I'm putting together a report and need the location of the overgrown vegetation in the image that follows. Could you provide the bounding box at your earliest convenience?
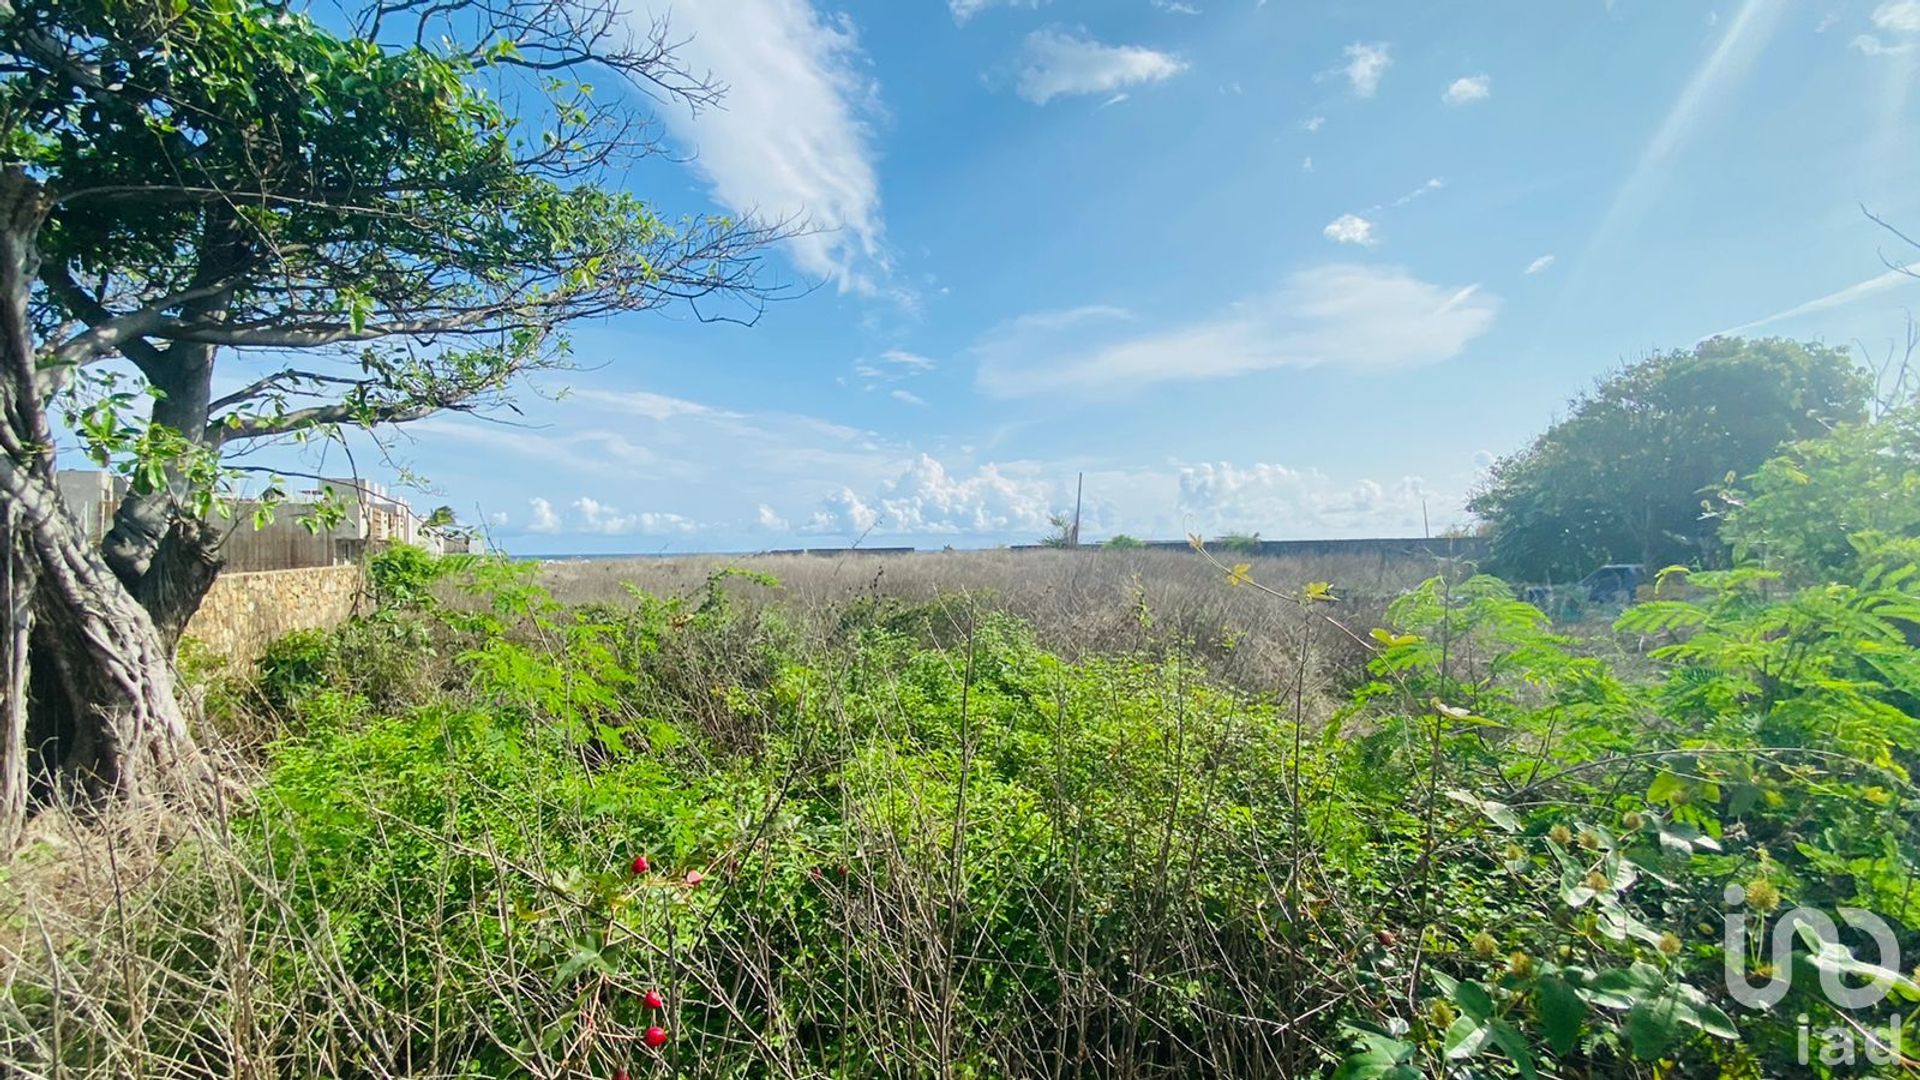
[6,413,1918,1078]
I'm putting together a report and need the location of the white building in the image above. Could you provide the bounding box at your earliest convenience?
[50,469,459,571]
[55,469,127,543]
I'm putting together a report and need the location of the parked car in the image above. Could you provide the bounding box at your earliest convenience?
[1577,563,1645,605]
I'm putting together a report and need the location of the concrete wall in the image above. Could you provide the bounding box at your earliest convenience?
[182,564,366,666]
[1008,536,1492,561]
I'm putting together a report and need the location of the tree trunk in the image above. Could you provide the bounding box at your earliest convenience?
[0,168,210,841]
[1,501,31,851]
[20,506,206,807]
[127,517,225,653]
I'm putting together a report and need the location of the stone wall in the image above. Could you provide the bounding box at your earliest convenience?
[182,564,366,666]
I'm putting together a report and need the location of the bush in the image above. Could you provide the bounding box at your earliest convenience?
[367,542,453,607]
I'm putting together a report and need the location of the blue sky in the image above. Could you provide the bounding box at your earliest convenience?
[277,0,1920,553]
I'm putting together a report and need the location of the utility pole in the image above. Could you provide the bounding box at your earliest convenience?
[1071,472,1084,549]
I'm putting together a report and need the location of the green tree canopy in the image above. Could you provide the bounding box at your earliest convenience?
[1720,402,1920,580]
[1468,337,1870,582]
[0,0,781,840]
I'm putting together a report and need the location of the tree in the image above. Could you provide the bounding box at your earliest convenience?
[1468,338,1870,582]
[0,0,781,844]
[1040,511,1075,548]
[1720,402,1920,581]
[1214,531,1262,555]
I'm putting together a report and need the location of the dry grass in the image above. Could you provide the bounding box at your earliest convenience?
[535,547,1449,695]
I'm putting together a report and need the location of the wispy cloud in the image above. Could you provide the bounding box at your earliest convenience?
[889,389,928,406]
[1150,0,1201,12]
[878,349,937,371]
[570,388,743,421]
[949,0,1046,25]
[1874,0,1920,31]
[1712,262,1920,337]
[972,264,1498,398]
[1013,28,1188,105]
[851,348,937,392]
[1301,115,1326,133]
[1373,177,1445,211]
[1339,42,1392,98]
[1323,214,1377,245]
[1525,254,1557,275]
[1853,33,1918,55]
[1442,74,1491,105]
[634,0,888,293]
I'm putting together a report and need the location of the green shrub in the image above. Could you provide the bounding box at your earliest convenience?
[367,542,452,607]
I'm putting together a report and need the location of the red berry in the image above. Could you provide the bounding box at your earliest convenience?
[643,989,665,1010]
[684,869,704,887]
[630,855,650,875]
[643,1025,669,1048]
[613,1070,630,1080]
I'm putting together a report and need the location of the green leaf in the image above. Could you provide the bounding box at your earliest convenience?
[1485,1018,1541,1080]
[1332,1034,1419,1080]
[1443,1014,1490,1060]
[1624,997,1680,1059]
[1535,974,1584,1056]
[1444,788,1521,831]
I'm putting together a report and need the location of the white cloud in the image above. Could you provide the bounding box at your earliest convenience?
[1442,74,1491,105]
[890,389,928,406]
[1014,28,1188,105]
[1525,254,1557,275]
[635,0,887,292]
[1852,33,1918,54]
[803,454,1056,536]
[571,388,742,421]
[1341,42,1392,98]
[528,497,560,534]
[1323,213,1377,245]
[417,419,662,479]
[571,497,702,536]
[1150,0,1201,12]
[1711,261,1920,337]
[1301,115,1326,133]
[852,348,937,392]
[756,504,790,531]
[1873,0,1920,32]
[1177,463,1444,536]
[1301,156,1314,172]
[878,349,937,370]
[973,263,1499,398]
[950,0,1045,24]
[1375,177,1444,211]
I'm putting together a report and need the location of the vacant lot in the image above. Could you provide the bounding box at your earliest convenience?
[536,546,1453,694]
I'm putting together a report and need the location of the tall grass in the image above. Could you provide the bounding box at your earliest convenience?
[534,548,1441,695]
